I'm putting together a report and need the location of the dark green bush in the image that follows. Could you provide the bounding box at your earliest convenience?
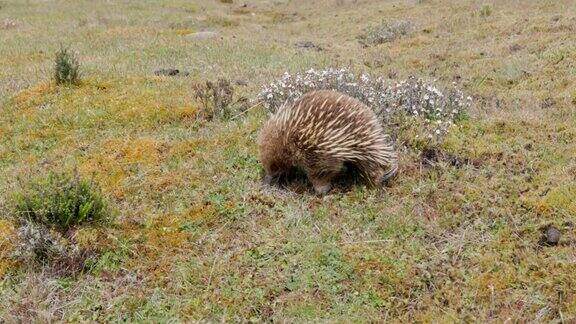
[54,47,80,85]
[14,172,108,230]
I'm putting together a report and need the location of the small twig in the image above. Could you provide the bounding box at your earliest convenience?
[206,252,218,289]
[339,239,394,245]
[230,101,262,120]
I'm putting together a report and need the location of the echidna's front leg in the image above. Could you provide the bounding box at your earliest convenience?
[360,162,397,186]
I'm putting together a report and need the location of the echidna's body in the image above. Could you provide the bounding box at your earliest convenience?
[259,90,398,194]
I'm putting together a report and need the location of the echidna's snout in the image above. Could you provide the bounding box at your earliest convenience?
[263,174,274,185]
[313,183,332,195]
[379,161,399,185]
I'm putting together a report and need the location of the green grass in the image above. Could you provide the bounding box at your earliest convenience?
[0,0,575,321]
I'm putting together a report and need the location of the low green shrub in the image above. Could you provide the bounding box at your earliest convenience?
[14,171,108,230]
[54,46,81,85]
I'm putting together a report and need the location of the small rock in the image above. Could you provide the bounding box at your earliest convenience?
[154,68,190,77]
[185,31,221,40]
[540,225,561,246]
[509,44,523,52]
[155,68,179,76]
[540,97,556,109]
[295,41,323,51]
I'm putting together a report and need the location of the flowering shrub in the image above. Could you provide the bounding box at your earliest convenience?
[384,77,472,138]
[259,68,472,140]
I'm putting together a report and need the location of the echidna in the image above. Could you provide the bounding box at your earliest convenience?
[258,90,398,194]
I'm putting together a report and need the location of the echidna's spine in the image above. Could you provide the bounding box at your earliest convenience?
[259,90,398,191]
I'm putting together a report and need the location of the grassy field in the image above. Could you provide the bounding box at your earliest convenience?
[1,0,575,321]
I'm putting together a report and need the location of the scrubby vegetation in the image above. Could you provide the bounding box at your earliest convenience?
[54,47,81,85]
[8,171,112,276]
[358,20,414,46]
[0,0,574,322]
[14,171,108,230]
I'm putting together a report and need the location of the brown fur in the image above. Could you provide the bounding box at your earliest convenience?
[259,90,398,194]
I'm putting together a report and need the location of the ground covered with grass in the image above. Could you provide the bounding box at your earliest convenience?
[0,0,575,321]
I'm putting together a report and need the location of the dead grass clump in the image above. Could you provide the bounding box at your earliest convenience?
[193,79,248,120]
[206,15,239,28]
[13,222,97,276]
[261,10,300,24]
[358,20,414,46]
[54,47,81,86]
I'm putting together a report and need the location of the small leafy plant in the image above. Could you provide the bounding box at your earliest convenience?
[479,5,492,17]
[54,47,81,85]
[14,171,108,230]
